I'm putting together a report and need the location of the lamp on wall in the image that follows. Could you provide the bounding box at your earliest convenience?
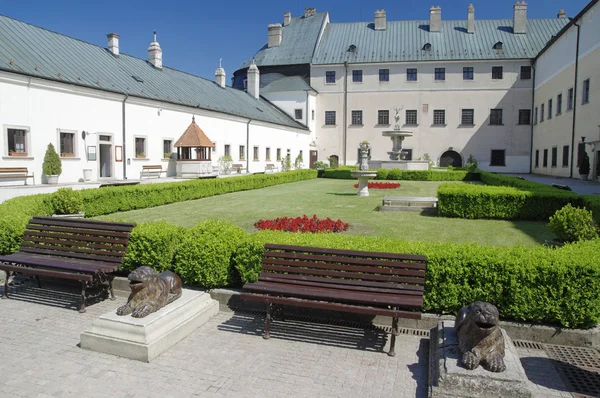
[81,131,87,140]
[582,136,586,142]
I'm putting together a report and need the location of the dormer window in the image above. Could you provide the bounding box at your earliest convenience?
[423,43,432,51]
[493,41,503,50]
[348,45,357,53]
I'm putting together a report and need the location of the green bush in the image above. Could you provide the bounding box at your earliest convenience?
[387,168,402,180]
[232,231,600,328]
[173,220,248,288]
[376,168,389,180]
[42,143,62,175]
[579,152,590,175]
[122,222,185,272]
[51,188,83,215]
[548,204,598,243]
[0,194,54,254]
[321,166,358,179]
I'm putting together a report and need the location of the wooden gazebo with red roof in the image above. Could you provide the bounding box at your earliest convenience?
[174,117,215,177]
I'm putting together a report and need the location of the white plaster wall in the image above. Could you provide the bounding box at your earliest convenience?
[248,121,311,172]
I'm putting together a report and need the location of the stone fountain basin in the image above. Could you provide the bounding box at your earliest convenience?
[382,130,413,138]
[351,170,377,178]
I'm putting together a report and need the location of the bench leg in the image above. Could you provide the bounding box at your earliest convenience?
[388,317,399,357]
[35,275,42,288]
[79,281,87,313]
[263,302,272,340]
[108,274,116,300]
[2,271,9,299]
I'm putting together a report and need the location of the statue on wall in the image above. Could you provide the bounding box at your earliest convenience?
[116,266,183,318]
[455,301,506,372]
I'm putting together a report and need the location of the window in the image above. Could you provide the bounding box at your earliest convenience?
[266,147,271,161]
[463,67,474,80]
[276,148,281,161]
[567,88,574,110]
[352,70,362,83]
[548,99,553,119]
[406,110,418,125]
[490,150,505,166]
[490,109,503,125]
[551,147,557,167]
[351,110,363,125]
[433,110,445,125]
[493,41,503,50]
[543,149,548,167]
[59,132,75,156]
[163,139,172,158]
[557,93,562,115]
[407,68,417,81]
[379,69,389,82]
[224,144,231,157]
[239,145,245,160]
[378,110,389,125]
[294,109,303,120]
[7,128,27,155]
[540,104,545,122]
[562,145,569,167]
[518,109,531,125]
[135,137,146,158]
[492,66,503,80]
[535,150,539,168]
[253,146,259,161]
[461,109,474,125]
[520,66,532,80]
[325,111,336,125]
[582,79,590,104]
[325,71,336,84]
[534,107,538,124]
[434,68,445,81]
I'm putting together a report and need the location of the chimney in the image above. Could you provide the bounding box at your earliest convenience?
[430,6,442,32]
[557,9,566,19]
[467,4,475,34]
[148,31,163,69]
[268,24,283,47]
[247,63,260,99]
[304,8,316,18]
[215,61,226,88]
[513,1,527,34]
[107,33,120,56]
[374,10,386,31]
[284,12,292,26]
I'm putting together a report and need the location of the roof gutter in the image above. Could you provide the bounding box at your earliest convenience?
[122,94,129,179]
[569,20,581,178]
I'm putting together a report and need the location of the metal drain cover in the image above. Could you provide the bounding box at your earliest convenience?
[544,344,600,397]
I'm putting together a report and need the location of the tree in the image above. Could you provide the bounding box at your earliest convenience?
[579,152,590,175]
[43,143,62,176]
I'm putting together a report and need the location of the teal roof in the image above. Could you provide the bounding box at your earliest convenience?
[241,12,327,68]
[312,19,569,64]
[0,15,307,130]
[261,76,314,93]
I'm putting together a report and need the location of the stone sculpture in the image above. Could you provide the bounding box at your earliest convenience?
[455,301,506,372]
[116,266,183,318]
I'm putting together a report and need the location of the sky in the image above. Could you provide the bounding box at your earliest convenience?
[0,0,591,83]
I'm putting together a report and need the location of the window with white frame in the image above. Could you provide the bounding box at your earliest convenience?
[518,109,531,125]
[351,110,363,125]
[490,109,503,125]
[582,79,590,104]
[266,147,271,161]
[535,150,539,167]
[433,110,445,125]
[534,107,538,124]
[224,144,231,157]
[540,104,545,122]
[562,145,569,167]
[407,68,418,81]
[434,68,445,81]
[556,93,563,115]
[6,127,29,156]
[163,139,172,158]
[352,70,363,83]
[492,66,503,80]
[239,145,246,160]
[405,110,418,125]
[325,71,336,84]
[461,109,474,125]
[253,146,259,161]
[379,69,389,82]
[548,99,553,119]
[520,66,532,80]
[135,137,146,158]
[567,88,574,110]
[551,147,558,167]
[276,148,281,161]
[325,111,336,125]
[463,67,474,80]
[59,131,76,157]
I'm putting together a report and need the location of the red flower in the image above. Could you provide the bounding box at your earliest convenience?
[353,181,400,189]
[254,215,350,233]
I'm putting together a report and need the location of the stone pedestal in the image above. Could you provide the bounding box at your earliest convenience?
[429,320,531,398]
[81,290,219,362]
[350,171,377,197]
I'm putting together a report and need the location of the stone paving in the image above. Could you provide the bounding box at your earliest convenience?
[0,282,585,397]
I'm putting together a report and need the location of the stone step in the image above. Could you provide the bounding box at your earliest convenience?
[380,196,438,213]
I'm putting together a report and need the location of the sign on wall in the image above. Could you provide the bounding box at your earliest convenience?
[115,146,123,162]
[87,145,96,161]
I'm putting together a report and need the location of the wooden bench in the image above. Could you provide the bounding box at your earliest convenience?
[265,164,277,173]
[0,167,35,185]
[241,244,427,356]
[0,217,135,313]
[232,164,246,174]
[552,183,572,191]
[140,165,166,178]
[99,181,140,188]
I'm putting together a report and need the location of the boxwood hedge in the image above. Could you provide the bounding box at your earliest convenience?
[321,167,479,181]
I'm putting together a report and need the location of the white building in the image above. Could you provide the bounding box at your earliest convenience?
[0,18,310,185]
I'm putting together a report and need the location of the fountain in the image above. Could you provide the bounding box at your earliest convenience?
[351,142,377,196]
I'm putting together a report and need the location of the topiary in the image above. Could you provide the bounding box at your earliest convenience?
[122,222,185,273]
[51,188,83,215]
[548,204,598,243]
[42,143,62,176]
[579,152,590,175]
[376,168,389,180]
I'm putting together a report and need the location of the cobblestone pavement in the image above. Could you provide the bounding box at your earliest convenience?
[0,283,583,398]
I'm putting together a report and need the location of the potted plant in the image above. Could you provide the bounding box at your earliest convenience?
[42,143,62,184]
[579,151,590,181]
[163,152,172,159]
[136,152,145,159]
[61,153,75,158]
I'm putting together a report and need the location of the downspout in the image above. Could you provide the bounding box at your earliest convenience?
[122,94,129,179]
[529,63,536,174]
[246,119,252,172]
[343,61,348,165]
[569,20,581,178]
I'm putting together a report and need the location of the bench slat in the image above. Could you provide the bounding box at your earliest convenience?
[26,224,132,239]
[258,272,425,291]
[263,251,427,270]
[21,242,125,258]
[262,258,426,277]
[264,243,427,262]
[0,253,117,273]
[20,247,124,263]
[29,217,135,232]
[261,265,426,284]
[0,263,93,281]
[23,231,129,246]
[21,236,127,253]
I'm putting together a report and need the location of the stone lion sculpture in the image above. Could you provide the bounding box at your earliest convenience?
[455,301,506,373]
[116,266,182,318]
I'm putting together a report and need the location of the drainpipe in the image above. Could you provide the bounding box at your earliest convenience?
[246,119,252,172]
[343,61,348,165]
[529,63,536,174]
[122,94,129,179]
[569,20,581,178]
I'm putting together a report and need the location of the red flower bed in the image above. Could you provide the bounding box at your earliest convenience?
[254,214,349,233]
[353,181,401,189]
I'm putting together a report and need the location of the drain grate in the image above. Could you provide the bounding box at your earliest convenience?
[544,344,600,397]
[545,345,600,369]
[513,340,544,350]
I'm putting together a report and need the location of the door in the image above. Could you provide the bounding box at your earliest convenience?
[99,144,112,178]
[439,150,462,167]
[309,150,318,169]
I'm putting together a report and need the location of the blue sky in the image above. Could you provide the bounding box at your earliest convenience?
[0,0,590,83]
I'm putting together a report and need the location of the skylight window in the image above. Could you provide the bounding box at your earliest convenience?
[423,43,432,51]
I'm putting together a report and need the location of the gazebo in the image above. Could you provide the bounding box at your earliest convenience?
[174,117,215,178]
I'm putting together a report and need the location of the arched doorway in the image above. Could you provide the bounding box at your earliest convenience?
[439,150,462,167]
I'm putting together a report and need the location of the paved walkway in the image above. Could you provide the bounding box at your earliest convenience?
[504,173,600,195]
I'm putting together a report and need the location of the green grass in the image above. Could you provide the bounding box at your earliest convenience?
[96,179,554,247]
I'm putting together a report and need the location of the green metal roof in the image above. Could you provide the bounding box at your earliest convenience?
[312,19,569,64]
[0,15,307,130]
[261,76,314,93]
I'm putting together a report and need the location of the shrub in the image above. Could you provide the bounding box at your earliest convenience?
[321,166,358,179]
[42,143,62,175]
[548,204,598,243]
[353,181,400,189]
[254,215,349,233]
[313,160,329,169]
[579,152,590,175]
[376,168,389,180]
[294,153,303,170]
[466,154,478,172]
[51,188,83,215]
[122,222,185,272]
[0,194,54,254]
[387,168,402,180]
[173,220,248,288]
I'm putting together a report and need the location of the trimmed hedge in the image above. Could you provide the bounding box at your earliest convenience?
[320,166,358,179]
[122,222,185,272]
[321,167,479,181]
[0,194,54,254]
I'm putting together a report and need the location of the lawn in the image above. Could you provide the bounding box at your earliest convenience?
[97,179,554,246]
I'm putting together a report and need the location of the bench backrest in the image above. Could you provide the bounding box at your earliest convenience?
[0,167,28,174]
[260,243,427,297]
[20,217,136,268]
[142,165,163,170]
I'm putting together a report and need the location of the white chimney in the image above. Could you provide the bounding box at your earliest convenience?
[284,12,292,26]
[247,63,260,99]
[215,61,226,88]
[148,31,163,69]
[430,6,442,32]
[374,10,386,31]
[304,8,316,18]
[557,9,566,19]
[107,33,120,56]
[513,1,527,34]
[467,4,475,34]
[268,24,283,47]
